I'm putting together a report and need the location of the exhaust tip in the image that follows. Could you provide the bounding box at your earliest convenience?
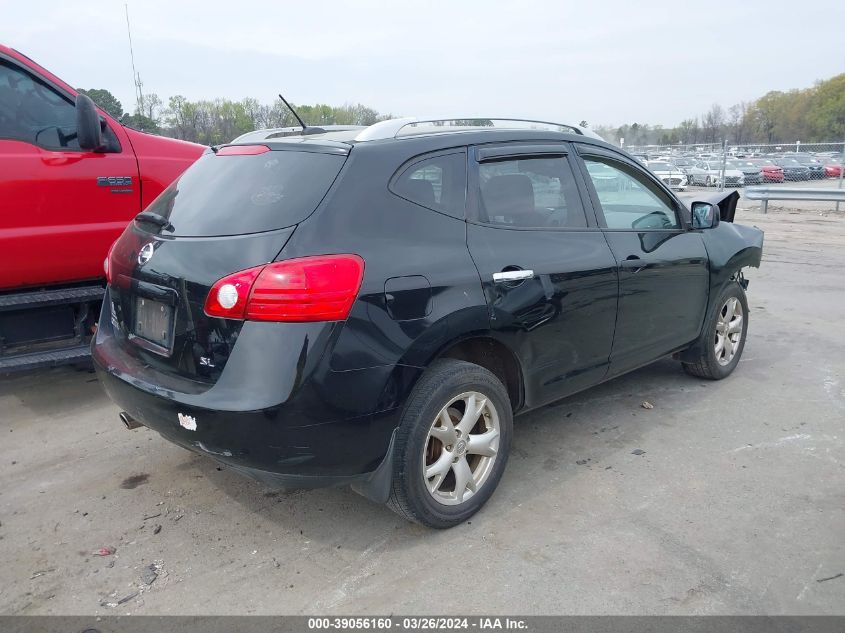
[119,412,143,430]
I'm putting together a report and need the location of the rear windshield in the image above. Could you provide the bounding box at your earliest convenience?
[146,149,346,236]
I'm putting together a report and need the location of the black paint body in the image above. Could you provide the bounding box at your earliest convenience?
[93,129,763,499]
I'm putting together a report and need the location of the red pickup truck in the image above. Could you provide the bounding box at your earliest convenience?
[0,45,205,371]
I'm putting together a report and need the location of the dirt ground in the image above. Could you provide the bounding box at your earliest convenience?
[1,204,843,615]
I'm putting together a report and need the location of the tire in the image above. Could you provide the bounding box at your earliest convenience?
[705,176,712,187]
[387,359,513,528]
[683,282,749,380]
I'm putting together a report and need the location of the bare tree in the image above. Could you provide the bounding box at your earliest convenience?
[143,93,163,123]
[702,104,725,143]
[728,102,753,145]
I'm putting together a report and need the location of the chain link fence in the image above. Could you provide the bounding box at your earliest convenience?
[616,140,845,210]
[608,141,845,211]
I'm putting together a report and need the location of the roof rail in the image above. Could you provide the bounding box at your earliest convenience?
[352,117,419,142]
[353,117,604,142]
[231,124,364,144]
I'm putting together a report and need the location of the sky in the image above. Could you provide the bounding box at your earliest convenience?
[2,0,843,128]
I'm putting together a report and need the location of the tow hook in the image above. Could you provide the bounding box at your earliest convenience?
[119,412,143,430]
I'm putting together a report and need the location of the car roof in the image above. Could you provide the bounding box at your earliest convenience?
[227,117,610,154]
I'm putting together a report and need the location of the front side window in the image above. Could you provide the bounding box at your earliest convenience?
[582,156,680,230]
[391,152,466,218]
[477,156,586,228]
[0,60,80,149]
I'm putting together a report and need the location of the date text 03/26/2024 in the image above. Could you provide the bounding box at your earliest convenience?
[307,617,529,630]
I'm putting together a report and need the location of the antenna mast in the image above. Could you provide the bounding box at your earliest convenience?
[125,4,144,116]
[278,93,307,130]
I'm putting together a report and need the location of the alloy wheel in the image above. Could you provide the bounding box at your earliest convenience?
[422,391,501,506]
[715,296,743,366]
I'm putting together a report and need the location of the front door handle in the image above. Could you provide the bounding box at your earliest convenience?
[621,255,645,274]
[493,269,534,283]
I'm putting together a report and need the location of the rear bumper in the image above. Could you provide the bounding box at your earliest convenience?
[92,307,406,491]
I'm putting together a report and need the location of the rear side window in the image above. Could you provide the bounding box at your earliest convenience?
[147,150,346,236]
[477,156,587,228]
[391,152,466,218]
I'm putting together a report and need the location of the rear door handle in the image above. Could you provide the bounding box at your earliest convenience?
[493,269,534,283]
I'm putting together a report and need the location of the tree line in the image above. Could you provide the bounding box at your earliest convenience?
[81,71,843,147]
[592,73,844,147]
[78,90,389,146]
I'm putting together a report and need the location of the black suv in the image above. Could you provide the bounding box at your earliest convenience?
[93,118,763,528]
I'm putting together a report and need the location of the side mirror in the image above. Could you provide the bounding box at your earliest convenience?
[76,93,104,151]
[691,201,720,229]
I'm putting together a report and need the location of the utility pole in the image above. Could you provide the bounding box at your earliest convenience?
[125,4,144,116]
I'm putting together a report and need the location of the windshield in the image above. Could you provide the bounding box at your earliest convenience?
[647,162,672,170]
[144,149,346,237]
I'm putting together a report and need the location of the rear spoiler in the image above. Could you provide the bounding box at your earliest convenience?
[677,190,740,223]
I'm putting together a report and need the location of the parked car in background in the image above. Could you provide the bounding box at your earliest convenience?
[687,161,745,187]
[747,159,785,183]
[669,157,697,175]
[823,159,843,178]
[773,158,811,181]
[727,160,763,185]
[92,117,763,528]
[784,153,826,179]
[646,161,687,190]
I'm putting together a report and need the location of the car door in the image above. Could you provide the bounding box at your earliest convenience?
[574,145,709,377]
[466,143,619,408]
[0,55,140,289]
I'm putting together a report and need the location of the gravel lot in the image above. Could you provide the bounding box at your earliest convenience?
[1,204,843,616]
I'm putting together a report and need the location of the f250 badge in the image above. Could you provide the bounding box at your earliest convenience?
[97,176,133,186]
[177,412,197,431]
[97,176,133,194]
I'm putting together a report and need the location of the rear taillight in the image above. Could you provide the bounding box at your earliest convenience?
[203,267,264,319]
[204,254,365,322]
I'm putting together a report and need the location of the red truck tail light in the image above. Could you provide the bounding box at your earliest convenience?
[204,255,365,322]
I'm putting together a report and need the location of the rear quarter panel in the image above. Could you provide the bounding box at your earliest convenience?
[282,142,490,405]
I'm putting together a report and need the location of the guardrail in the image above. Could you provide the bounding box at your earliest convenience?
[744,186,845,214]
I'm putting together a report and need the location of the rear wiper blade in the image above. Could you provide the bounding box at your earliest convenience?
[135,211,172,230]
